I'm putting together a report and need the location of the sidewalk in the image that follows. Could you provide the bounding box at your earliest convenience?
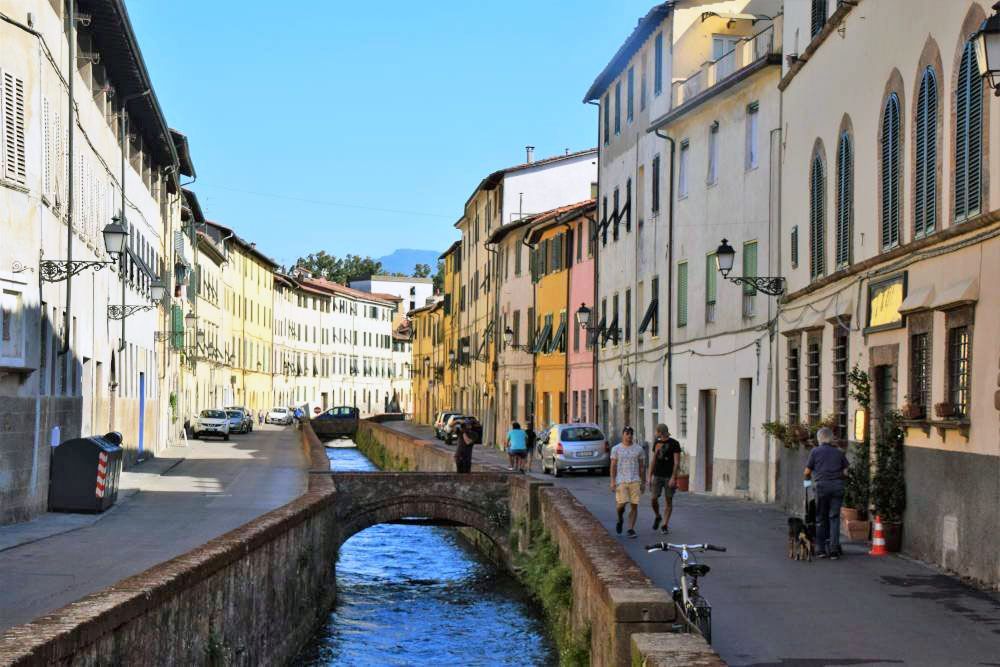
[0,425,306,631]
[385,420,1000,667]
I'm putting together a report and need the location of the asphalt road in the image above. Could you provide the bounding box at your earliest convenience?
[389,421,1000,667]
[0,424,306,632]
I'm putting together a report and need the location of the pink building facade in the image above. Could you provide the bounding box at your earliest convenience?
[567,204,596,423]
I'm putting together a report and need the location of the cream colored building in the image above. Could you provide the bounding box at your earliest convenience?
[778,0,1000,586]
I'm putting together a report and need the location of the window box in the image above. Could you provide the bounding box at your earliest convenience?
[934,401,956,419]
[931,418,970,440]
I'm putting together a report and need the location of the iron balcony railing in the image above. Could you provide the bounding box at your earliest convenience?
[671,22,780,108]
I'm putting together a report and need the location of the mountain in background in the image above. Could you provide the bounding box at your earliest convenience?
[377,248,441,275]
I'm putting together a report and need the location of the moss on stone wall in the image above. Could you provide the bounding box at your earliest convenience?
[514,522,591,666]
[354,429,412,471]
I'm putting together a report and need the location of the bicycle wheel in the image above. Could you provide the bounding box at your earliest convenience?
[688,596,712,645]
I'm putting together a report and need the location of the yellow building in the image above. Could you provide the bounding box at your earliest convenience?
[211,223,277,412]
[410,303,436,424]
[439,241,461,415]
[527,208,573,427]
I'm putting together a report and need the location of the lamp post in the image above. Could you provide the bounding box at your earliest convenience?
[575,303,621,342]
[107,278,166,320]
[714,238,786,296]
[503,326,533,353]
[14,221,128,281]
[974,2,1000,95]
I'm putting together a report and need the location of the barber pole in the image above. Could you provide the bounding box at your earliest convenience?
[96,451,108,498]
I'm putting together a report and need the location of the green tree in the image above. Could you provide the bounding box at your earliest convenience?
[413,263,431,278]
[293,252,383,284]
[432,260,445,293]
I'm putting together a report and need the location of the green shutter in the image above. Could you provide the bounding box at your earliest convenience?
[810,154,826,278]
[881,94,900,249]
[742,242,757,295]
[170,305,184,350]
[705,254,717,304]
[677,262,688,327]
[955,42,983,221]
[836,132,852,266]
[915,67,937,237]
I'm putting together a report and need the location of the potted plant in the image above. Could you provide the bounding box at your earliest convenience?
[871,410,905,552]
[675,451,690,492]
[842,441,871,540]
[934,402,956,419]
[900,396,925,420]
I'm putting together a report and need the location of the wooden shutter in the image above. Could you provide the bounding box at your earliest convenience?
[742,242,758,295]
[880,94,900,249]
[42,98,51,197]
[677,263,688,327]
[810,0,827,37]
[3,72,26,184]
[809,154,826,278]
[914,68,937,237]
[836,132,852,266]
[625,179,632,231]
[955,42,983,221]
[612,188,620,240]
[791,225,799,268]
[705,254,717,304]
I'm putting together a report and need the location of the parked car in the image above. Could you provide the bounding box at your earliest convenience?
[194,409,230,440]
[225,410,247,434]
[539,423,610,477]
[266,406,293,425]
[441,414,468,444]
[311,406,360,441]
[225,406,253,433]
[434,411,460,439]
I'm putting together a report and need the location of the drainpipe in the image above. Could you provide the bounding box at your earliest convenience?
[587,99,601,426]
[653,129,676,409]
[62,0,75,359]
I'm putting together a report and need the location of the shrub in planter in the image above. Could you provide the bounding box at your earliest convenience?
[872,411,905,551]
[900,399,925,420]
[843,441,870,517]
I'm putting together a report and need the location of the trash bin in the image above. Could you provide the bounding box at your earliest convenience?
[48,432,124,513]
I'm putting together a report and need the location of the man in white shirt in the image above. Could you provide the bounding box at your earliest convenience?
[610,426,647,539]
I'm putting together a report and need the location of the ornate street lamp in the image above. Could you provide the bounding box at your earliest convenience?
[107,278,167,319]
[575,304,592,331]
[575,302,621,341]
[503,326,533,353]
[15,221,129,282]
[714,238,786,296]
[973,2,1000,95]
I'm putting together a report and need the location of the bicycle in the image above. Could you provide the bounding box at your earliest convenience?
[645,542,726,644]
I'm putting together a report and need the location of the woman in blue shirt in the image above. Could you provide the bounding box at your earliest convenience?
[506,422,528,474]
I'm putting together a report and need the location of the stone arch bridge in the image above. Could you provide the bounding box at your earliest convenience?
[329,472,514,557]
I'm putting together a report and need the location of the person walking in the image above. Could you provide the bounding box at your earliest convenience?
[804,426,849,559]
[454,419,480,474]
[648,423,681,534]
[609,426,646,539]
[525,418,537,473]
[506,422,529,473]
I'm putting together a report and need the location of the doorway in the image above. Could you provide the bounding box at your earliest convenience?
[736,378,752,491]
[698,389,717,492]
[138,372,146,454]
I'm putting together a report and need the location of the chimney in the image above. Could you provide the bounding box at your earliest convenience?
[525,146,535,163]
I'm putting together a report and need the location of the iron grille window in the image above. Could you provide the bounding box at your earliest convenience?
[947,326,970,418]
[810,0,827,37]
[909,332,930,412]
[955,41,983,222]
[881,93,901,249]
[677,384,688,437]
[807,341,821,423]
[787,341,800,423]
[914,67,938,238]
[832,331,849,438]
[809,153,826,279]
[835,132,853,266]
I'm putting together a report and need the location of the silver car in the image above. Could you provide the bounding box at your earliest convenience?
[539,423,610,476]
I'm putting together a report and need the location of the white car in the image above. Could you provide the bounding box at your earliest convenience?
[266,407,293,425]
[194,409,231,440]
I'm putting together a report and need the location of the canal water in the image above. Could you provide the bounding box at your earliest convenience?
[294,445,557,666]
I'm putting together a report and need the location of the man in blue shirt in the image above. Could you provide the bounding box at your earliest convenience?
[506,422,528,474]
[804,427,850,559]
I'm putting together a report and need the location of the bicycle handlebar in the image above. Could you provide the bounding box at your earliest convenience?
[645,542,727,553]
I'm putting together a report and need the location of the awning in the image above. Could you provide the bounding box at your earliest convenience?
[932,278,978,310]
[898,285,935,314]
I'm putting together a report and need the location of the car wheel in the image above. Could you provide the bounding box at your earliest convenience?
[194,431,201,439]
[552,463,562,478]
[223,433,230,441]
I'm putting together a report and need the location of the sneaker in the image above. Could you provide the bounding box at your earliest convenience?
[627,529,637,539]
[661,526,670,535]
[830,552,840,561]
[616,520,623,535]
[652,514,662,531]
[816,551,828,559]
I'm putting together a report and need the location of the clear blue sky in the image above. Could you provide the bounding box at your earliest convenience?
[128,1,652,268]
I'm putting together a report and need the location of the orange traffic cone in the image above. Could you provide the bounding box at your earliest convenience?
[869,515,888,556]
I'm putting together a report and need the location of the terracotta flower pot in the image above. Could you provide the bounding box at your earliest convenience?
[841,507,860,521]
[901,404,925,420]
[934,402,956,419]
[842,518,870,542]
[881,521,903,552]
[675,475,690,492]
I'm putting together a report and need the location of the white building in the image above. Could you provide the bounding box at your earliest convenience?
[0,0,186,523]
[350,275,434,313]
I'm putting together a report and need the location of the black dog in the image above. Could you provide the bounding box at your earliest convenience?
[787,517,814,561]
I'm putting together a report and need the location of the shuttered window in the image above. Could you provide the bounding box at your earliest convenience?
[742,241,757,295]
[790,225,799,268]
[625,178,632,231]
[613,188,620,241]
[651,155,661,213]
[627,66,634,122]
[2,71,26,185]
[809,153,826,279]
[654,33,663,96]
[954,41,983,222]
[880,93,901,249]
[835,132,852,267]
[614,80,622,135]
[810,0,827,37]
[705,254,717,323]
[677,262,688,328]
[914,67,937,238]
[603,93,610,145]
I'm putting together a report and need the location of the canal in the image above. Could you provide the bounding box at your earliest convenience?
[294,445,558,666]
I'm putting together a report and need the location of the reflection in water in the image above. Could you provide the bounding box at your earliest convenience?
[295,446,556,667]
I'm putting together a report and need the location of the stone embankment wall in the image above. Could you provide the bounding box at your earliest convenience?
[0,425,338,666]
[357,420,726,666]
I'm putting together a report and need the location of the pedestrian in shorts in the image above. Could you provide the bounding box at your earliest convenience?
[610,426,647,539]
[648,423,682,534]
[506,422,528,473]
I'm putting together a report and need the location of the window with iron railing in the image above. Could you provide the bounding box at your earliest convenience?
[787,340,800,423]
[833,330,849,438]
[947,326,970,418]
[807,339,821,424]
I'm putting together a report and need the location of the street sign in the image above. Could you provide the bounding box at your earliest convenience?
[314,406,321,415]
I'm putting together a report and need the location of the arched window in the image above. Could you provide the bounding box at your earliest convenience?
[955,41,983,221]
[835,131,852,267]
[880,93,901,249]
[809,152,826,279]
[914,67,937,237]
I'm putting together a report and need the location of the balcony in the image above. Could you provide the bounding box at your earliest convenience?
[671,22,781,110]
